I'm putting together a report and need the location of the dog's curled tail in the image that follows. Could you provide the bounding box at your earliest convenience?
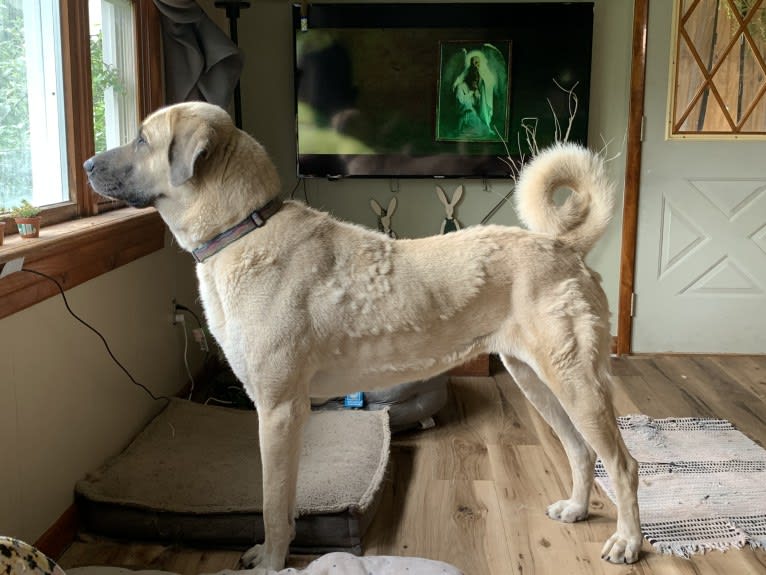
[514,143,614,255]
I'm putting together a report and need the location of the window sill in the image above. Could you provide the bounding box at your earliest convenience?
[0,208,166,320]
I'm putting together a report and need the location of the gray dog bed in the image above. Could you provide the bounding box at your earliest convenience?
[311,375,449,432]
[75,399,390,554]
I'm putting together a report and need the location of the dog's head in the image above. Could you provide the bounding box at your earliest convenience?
[84,101,281,250]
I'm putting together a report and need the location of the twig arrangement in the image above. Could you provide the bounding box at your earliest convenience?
[498,79,580,183]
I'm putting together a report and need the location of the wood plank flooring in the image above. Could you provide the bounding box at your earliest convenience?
[58,355,766,574]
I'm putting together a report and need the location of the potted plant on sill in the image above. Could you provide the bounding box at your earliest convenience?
[11,200,42,239]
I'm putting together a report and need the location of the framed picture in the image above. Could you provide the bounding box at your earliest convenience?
[435,40,512,143]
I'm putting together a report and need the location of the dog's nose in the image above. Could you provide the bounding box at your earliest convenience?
[83,157,95,173]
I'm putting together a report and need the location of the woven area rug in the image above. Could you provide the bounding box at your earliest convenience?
[595,415,766,558]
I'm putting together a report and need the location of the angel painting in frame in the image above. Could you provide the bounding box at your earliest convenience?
[436,41,511,143]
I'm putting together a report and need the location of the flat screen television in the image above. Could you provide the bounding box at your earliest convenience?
[293,3,594,178]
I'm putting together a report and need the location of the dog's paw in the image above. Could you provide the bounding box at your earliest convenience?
[546,499,588,523]
[600,532,642,564]
[239,543,285,571]
[240,543,266,568]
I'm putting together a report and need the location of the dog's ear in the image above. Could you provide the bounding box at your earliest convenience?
[169,119,212,187]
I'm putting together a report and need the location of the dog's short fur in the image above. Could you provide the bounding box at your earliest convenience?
[85,102,642,570]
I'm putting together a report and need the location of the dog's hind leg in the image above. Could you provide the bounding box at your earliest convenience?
[240,395,310,571]
[522,349,642,564]
[569,378,641,564]
[500,354,596,523]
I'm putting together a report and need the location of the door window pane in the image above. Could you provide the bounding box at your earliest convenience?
[672,0,766,136]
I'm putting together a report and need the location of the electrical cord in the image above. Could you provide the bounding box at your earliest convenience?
[174,303,202,328]
[178,317,196,400]
[288,178,303,200]
[21,268,171,404]
[205,396,234,406]
[175,304,212,367]
[174,303,220,402]
[174,304,206,398]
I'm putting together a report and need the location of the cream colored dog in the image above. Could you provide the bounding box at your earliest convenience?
[84,102,642,570]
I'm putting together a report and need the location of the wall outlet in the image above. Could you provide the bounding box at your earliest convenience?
[0,257,25,279]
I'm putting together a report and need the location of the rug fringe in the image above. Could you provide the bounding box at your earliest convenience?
[652,538,749,559]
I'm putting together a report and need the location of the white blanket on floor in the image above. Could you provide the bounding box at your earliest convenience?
[67,552,464,575]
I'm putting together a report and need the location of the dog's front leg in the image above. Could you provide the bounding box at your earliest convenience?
[240,398,310,571]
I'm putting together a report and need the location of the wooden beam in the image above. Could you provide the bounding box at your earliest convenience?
[135,0,165,117]
[617,0,650,356]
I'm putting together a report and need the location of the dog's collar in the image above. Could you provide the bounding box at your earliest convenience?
[191,199,283,263]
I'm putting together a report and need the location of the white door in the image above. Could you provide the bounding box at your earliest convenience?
[632,0,766,353]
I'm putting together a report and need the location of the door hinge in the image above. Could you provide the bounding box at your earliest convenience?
[640,116,646,142]
[630,292,636,317]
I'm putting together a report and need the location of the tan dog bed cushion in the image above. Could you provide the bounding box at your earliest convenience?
[75,399,390,554]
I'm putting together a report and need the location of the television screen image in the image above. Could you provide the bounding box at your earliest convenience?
[293,3,594,178]
[436,40,512,143]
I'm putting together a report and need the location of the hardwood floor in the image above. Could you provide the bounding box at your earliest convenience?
[58,355,766,574]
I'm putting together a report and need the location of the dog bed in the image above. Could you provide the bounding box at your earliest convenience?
[75,399,390,554]
[311,375,449,432]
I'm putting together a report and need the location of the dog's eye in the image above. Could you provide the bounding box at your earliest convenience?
[137,135,146,145]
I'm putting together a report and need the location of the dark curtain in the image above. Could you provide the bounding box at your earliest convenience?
[152,0,243,108]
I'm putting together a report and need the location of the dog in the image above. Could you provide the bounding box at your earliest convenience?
[84,101,642,569]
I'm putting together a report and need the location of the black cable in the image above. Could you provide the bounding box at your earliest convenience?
[288,178,303,199]
[21,268,170,404]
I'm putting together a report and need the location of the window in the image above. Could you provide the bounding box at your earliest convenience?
[0,0,161,221]
[0,0,162,320]
[0,0,67,210]
[671,0,766,137]
[90,0,138,153]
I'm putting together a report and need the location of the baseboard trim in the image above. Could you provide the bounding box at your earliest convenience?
[34,503,78,560]
[449,353,491,377]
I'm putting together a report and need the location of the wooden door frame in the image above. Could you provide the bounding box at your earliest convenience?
[616,0,650,355]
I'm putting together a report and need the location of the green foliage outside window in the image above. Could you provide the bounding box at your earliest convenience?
[90,29,126,153]
[0,0,126,211]
[0,0,30,210]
